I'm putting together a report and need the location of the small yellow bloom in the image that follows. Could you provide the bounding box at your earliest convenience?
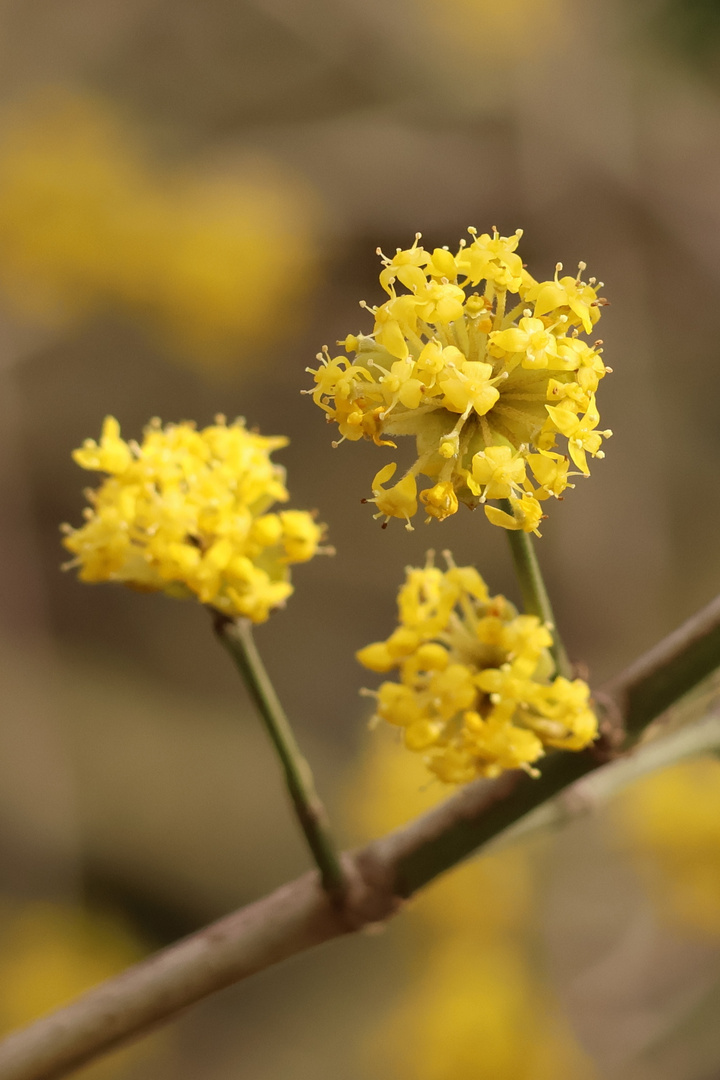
[357,553,597,783]
[525,263,601,334]
[489,315,561,370]
[484,493,544,535]
[420,481,458,522]
[309,228,610,532]
[527,449,572,499]
[468,445,527,502]
[365,463,418,530]
[545,393,612,475]
[63,416,327,622]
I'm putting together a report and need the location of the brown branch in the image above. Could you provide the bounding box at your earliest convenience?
[1,594,720,1080]
[602,593,720,736]
[0,873,349,1080]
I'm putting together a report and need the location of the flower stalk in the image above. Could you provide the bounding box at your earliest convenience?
[500,501,573,680]
[213,613,345,896]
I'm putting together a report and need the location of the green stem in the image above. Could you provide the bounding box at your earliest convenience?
[213,613,345,896]
[499,500,573,679]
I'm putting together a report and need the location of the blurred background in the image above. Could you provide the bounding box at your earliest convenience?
[1,0,720,1076]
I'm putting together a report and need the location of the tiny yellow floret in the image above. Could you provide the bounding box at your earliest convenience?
[309,229,610,532]
[62,416,327,622]
[357,553,597,782]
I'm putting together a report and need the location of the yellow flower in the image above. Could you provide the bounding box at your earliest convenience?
[308,228,610,532]
[357,553,597,783]
[468,445,527,501]
[420,480,459,522]
[62,415,327,622]
[365,463,418,529]
[545,393,610,475]
[489,314,560,369]
[484,492,545,535]
[524,263,602,335]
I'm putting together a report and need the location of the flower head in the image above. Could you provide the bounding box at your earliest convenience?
[357,553,597,783]
[62,416,327,622]
[308,229,611,533]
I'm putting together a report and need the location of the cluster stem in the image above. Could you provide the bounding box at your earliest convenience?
[499,502,573,679]
[213,613,345,896]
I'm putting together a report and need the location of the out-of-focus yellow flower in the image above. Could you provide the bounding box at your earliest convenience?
[62,415,327,622]
[0,901,149,1078]
[357,552,597,783]
[418,0,569,63]
[612,757,720,937]
[344,720,535,936]
[308,229,610,533]
[345,729,597,1080]
[371,937,597,1080]
[0,90,318,365]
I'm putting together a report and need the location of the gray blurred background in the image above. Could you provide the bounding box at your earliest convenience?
[1,1,720,1077]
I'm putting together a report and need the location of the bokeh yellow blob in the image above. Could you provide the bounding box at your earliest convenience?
[417,0,570,60]
[371,938,596,1080]
[612,756,720,936]
[345,728,597,1078]
[0,89,319,367]
[0,901,150,1078]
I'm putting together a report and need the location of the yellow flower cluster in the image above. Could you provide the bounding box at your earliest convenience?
[308,228,611,533]
[63,416,326,622]
[357,555,597,782]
